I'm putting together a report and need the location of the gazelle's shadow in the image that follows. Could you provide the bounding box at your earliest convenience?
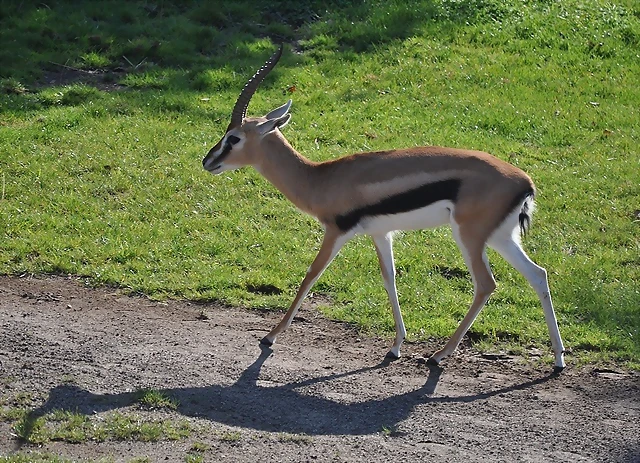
[20,344,557,440]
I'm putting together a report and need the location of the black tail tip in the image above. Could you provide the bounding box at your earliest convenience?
[518,191,535,236]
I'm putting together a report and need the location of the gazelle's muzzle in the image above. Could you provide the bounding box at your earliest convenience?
[202,141,224,172]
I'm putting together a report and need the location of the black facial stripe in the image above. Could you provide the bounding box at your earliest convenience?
[215,141,233,165]
[212,135,242,166]
[335,178,461,232]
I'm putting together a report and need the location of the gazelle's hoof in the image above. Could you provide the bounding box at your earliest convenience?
[260,336,274,347]
[426,356,440,366]
[553,351,566,373]
[385,350,400,360]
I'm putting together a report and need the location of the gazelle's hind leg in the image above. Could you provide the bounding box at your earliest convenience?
[372,233,406,359]
[429,222,496,365]
[488,231,566,371]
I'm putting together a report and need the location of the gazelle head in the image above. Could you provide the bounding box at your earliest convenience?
[203,45,291,174]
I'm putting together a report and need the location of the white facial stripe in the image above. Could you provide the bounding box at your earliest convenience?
[213,133,245,162]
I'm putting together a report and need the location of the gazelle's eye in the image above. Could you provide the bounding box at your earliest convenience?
[227,135,241,146]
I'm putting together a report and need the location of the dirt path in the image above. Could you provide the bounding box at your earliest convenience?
[0,275,638,462]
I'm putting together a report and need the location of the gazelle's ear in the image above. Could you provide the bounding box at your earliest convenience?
[256,113,291,136]
[265,100,292,120]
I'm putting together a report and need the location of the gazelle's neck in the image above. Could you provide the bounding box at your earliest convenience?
[254,132,319,215]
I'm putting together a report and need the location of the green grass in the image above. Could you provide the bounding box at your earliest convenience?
[0,453,84,463]
[0,0,638,367]
[0,454,146,463]
[10,409,193,444]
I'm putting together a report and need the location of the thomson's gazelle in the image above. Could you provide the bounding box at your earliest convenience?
[202,45,566,371]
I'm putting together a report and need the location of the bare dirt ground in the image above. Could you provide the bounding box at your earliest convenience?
[0,275,638,462]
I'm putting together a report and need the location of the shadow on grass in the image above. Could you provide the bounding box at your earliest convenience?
[15,344,562,445]
[1,0,523,131]
[0,0,502,90]
[562,284,640,357]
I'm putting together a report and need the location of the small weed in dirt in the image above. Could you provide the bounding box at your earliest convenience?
[185,441,208,463]
[218,430,242,443]
[134,388,179,410]
[97,412,193,442]
[13,412,48,444]
[0,406,28,422]
[60,374,77,384]
[1,376,16,387]
[47,410,93,443]
[13,410,93,444]
[13,392,34,407]
[381,424,404,437]
[190,441,210,452]
[184,454,204,463]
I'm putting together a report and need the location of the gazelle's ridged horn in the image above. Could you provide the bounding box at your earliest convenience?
[229,44,283,128]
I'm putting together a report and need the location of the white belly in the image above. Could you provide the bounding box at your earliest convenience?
[355,200,453,235]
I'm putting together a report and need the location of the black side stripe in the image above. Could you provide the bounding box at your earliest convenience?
[335,178,461,232]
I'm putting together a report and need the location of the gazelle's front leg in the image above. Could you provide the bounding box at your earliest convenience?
[261,228,350,346]
[372,233,406,359]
